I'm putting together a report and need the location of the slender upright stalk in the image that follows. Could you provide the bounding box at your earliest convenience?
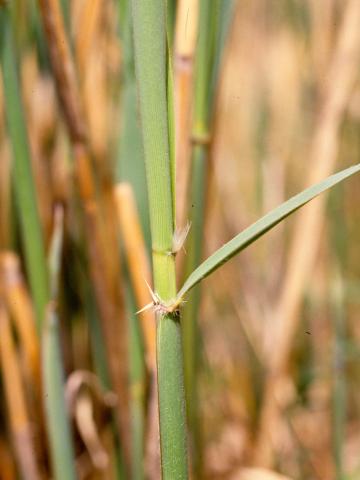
[0,4,49,329]
[174,0,199,229]
[182,1,234,473]
[131,1,188,478]
[0,301,42,480]
[43,307,77,480]
[330,188,348,480]
[331,268,346,480]
[43,207,77,480]
[0,253,41,396]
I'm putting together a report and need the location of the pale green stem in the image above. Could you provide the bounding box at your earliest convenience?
[131,1,188,478]
[0,4,49,330]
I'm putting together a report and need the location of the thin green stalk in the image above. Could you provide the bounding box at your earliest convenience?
[166,0,176,44]
[329,188,348,480]
[126,286,146,480]
[131,1,188,478]
[0,4,49,330]
[43,208,76,480]
[182,2,234,474]
[42,308,77,480]
[331,268,346,480]
[182,145,206,476]
[117,0,151,249]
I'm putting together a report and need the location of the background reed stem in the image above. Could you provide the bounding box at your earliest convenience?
[0,4,49,329]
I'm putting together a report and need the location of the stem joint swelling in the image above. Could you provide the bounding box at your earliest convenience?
[137,280,184,317]
[152,221,191,258]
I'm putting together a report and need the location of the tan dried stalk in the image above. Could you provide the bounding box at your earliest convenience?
[254,0,360,466]
[0,253,41,401]
[0,141,11,248]
[174,0,199,229]
[74,0,102,77]
[0,300,42,480]
[115,183,156,368]
[114,183,161,478]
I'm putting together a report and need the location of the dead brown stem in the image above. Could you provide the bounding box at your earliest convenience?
[0,300,43,480]
[0,252,41,401]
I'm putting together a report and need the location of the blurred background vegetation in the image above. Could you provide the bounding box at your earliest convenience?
[1,0,360,479]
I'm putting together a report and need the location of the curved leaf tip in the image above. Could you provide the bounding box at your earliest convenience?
[177,163,360,300]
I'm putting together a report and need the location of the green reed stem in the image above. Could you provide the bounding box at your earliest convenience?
[42,308,77,480]
[182,1,234,474]
[131,1,188,478]
[43,208,76,480]
[126,286,146,480]
[0,4,49,330]
[329,188,348,480]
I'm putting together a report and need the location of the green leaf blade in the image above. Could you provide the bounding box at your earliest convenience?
[178,164,360,299]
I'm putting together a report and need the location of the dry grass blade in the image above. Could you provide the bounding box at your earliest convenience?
[65,370,117,472]
[0,301,42,480]
[0,253,41,402]
[75,392,109,471]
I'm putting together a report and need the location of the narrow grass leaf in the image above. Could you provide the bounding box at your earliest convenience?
[0,5,49,329]
[42,307,77,480]
[43,207,76,480]
[177,164,360,299]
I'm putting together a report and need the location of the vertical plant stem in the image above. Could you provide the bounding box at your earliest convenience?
[174,0,198,229]
[115,183,156,368]
[331,268,346,480]
[0,253,41,402]
[125,287,146,480]
[181,0,233,473]
[42,307,77,480]
[131,1,188,478]
[0,4,49,329]
[43,207,77,480]
[182,145,206,474]
[330,188,348,480]
[0,301,43,480]
[117,0,151,249]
